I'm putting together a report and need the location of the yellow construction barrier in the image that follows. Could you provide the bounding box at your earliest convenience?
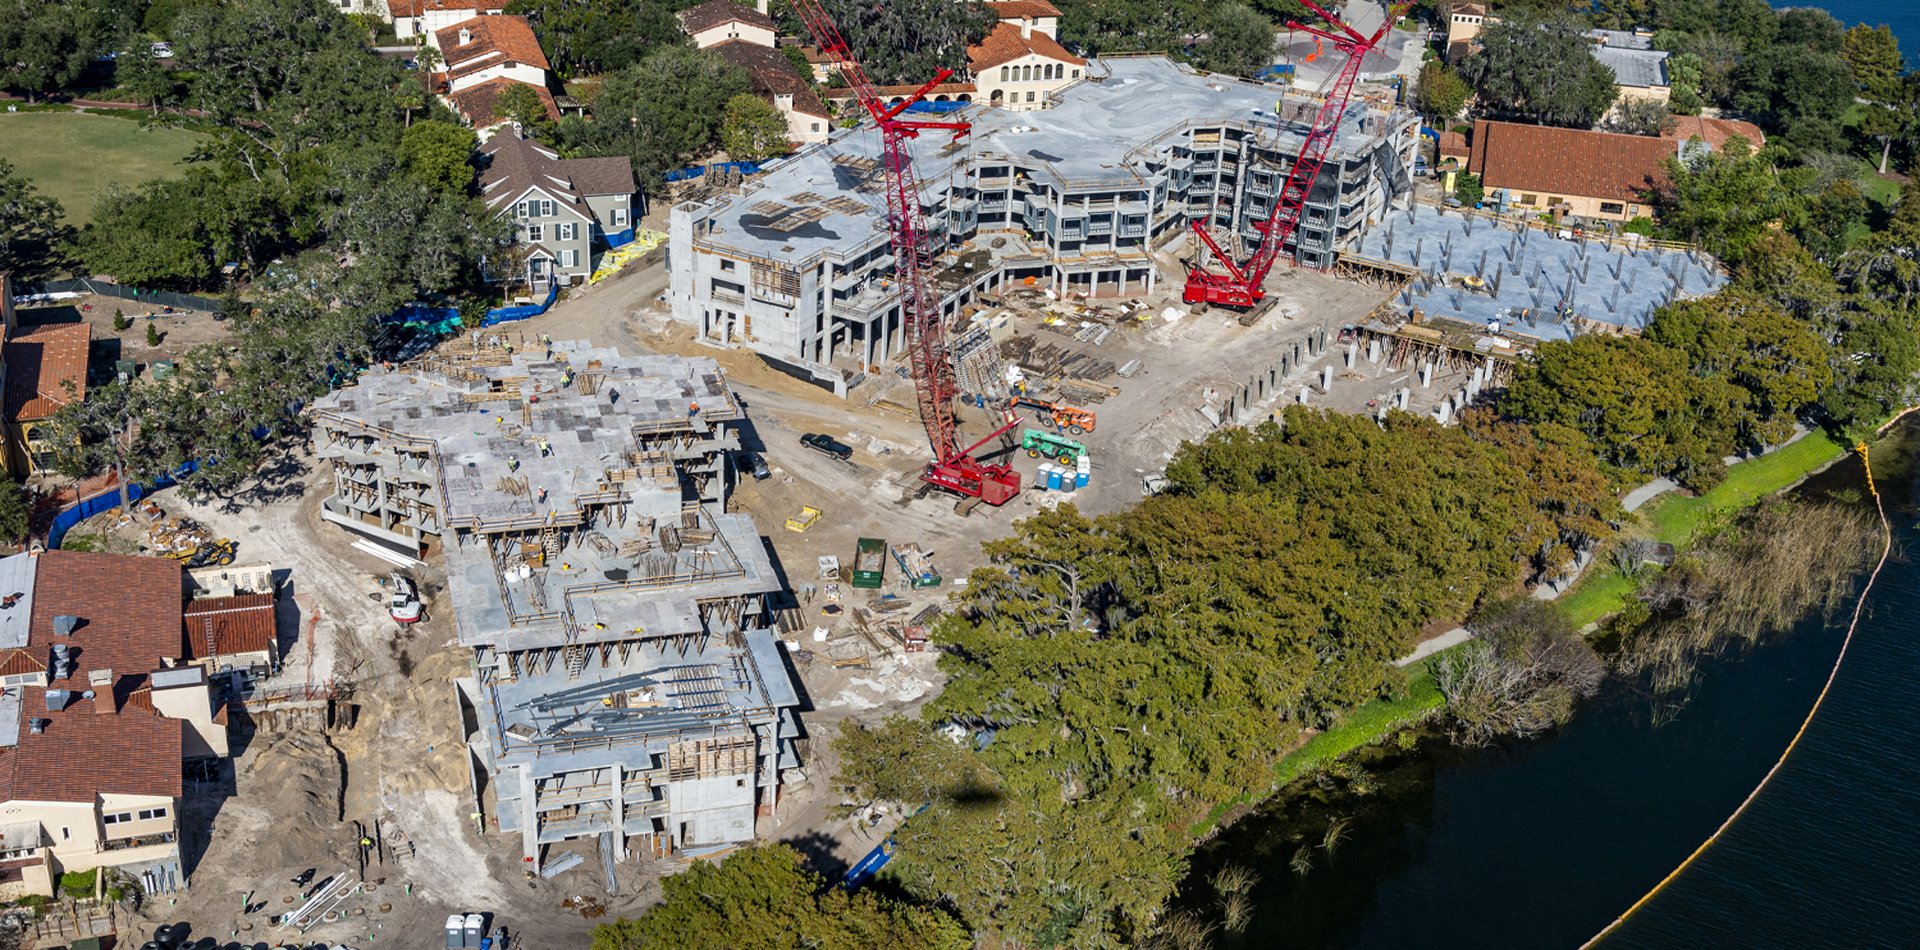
[784,505,822,533]
[588,229,667,284]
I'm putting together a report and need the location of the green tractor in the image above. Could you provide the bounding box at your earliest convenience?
[1021,429,1086,465]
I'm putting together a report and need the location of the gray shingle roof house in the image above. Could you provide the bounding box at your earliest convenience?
[477,131,637,291]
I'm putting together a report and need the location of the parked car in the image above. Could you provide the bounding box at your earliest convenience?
[801,433,853,461]
[740,450,771,480]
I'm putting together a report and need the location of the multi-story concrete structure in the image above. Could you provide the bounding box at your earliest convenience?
[310,342,803,867]
[669,56,1416,393]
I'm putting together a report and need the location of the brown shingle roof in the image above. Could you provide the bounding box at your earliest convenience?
[184,594,276,659]
[446,76,560,128]
[2,688,182,802]
[968,21,1085,73]
[707,40,830,119]
[437,15,550,80]
[475,131,632,215]
[1469,119,1672,205]
[389,0,512,16]
[678,0,776,36]
[3,322,90,423]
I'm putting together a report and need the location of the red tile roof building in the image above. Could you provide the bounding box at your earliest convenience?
[183,593,279,666]
[1469,119,1672,222]
[2,322,89,423]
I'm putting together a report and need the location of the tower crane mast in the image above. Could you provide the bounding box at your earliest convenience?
[1184,0,1410,309]
[789,1,1023,505]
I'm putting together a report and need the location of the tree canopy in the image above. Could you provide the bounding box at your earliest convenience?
[507,0,693,80]
[719,93,791,162]
[1460,12,1619,128]
[0,160,71,282]
[571,46,750,186]
[591,844,968,950]
[823,408,1615,944]
[778,0,996,87]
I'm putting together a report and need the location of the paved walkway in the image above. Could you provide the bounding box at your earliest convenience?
[1395,626,1472,666]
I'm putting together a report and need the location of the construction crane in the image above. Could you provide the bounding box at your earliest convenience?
[1184,0,1411,309]
[789,1,1023,506]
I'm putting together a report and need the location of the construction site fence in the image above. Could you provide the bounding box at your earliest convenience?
[46,462,198,549]
[13,277,223,314]
[384,283,559,334]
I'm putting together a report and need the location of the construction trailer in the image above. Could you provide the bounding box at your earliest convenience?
[311,341,803,866]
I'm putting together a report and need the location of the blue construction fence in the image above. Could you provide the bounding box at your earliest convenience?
[382,283,559,335]
[47,463,197,550]
[663,159,764,183]
[604,227,637,248]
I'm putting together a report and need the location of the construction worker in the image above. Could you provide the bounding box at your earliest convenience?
[688,401,700,418]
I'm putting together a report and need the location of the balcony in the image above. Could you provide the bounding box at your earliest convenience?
[102,831,176,852]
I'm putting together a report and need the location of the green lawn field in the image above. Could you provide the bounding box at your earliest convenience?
[0,111,206,223]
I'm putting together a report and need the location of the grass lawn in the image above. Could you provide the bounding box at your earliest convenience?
[0,111,205,223]
[1191,657,1447,836]
[1555,431,1850,626]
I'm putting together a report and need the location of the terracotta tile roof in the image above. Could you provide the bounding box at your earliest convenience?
[1469,119,1672,205]
[184,594,277,659]
[3,322,90,423]
[968,21,1085,73]
[707,40,830,119]
[678,0,776,36]
[1661,115,1764,152]
[446,76,560,128]
[437,15,550,80]
[0,550,189,804]
[989,1,1062,18]
[389,0,512,16]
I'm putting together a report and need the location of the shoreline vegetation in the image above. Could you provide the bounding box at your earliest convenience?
[1189,424,1874,847]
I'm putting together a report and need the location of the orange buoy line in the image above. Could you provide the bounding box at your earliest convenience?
[1579,413,1916,948]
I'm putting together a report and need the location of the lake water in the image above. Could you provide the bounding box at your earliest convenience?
[1183,422,1920,946]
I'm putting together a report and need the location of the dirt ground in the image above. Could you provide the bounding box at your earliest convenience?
[15,293,229,383]
[51,242,1427,946]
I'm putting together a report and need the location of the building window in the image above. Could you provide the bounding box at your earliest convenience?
[557,223,576,241]
[104,812,130,825]
[1026,91,1036,102]
[1000,66,1009,81]
[515,201,529,220]
[138,807,168,821]
[560,249,578,268]
[1022,65,1032,81]
[527,224,543,242]
[1519,194,1537,206]
[1071,69,1080,78]
[720,259,736,272]
[1599,201,1625,215]
[613,208,628,226]
[811,122,821,132]
[539,199,555,217]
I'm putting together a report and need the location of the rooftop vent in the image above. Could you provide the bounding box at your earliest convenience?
[52,615,79,636]
[44,689,70,711]
[87,669,111,687]
[28,718,47,734]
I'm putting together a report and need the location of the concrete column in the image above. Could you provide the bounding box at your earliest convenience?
[1344,343,1356,369]
[1367,338,1381,364]
[1419,362,1433,388]
[1320,364,1333,389]
[612,764,627,861]
[1396,388,1410,410]
[1436,401,1452,425]
[1299,386,1311,404]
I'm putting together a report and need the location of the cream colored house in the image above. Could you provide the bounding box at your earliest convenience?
[678,0,778,50]
[969,1,1085,111]
[0,550,228,898]
[389,0,512,41]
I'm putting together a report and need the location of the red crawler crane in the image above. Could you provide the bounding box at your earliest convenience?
[788,2,1023,505]
[1184,0,1411,309]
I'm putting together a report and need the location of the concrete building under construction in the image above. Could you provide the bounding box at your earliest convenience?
[309,342,803,868]
[668,56,1417,394]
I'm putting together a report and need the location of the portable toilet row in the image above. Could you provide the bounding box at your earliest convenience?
[1036,454,1093,493]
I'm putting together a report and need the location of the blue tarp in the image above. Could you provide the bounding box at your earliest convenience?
[902,100,966,113]
[483,283,558,325]
[382,283,559,332]
[1256,64,1297,80]
[48,462,198,549]
[663,160,764,183]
